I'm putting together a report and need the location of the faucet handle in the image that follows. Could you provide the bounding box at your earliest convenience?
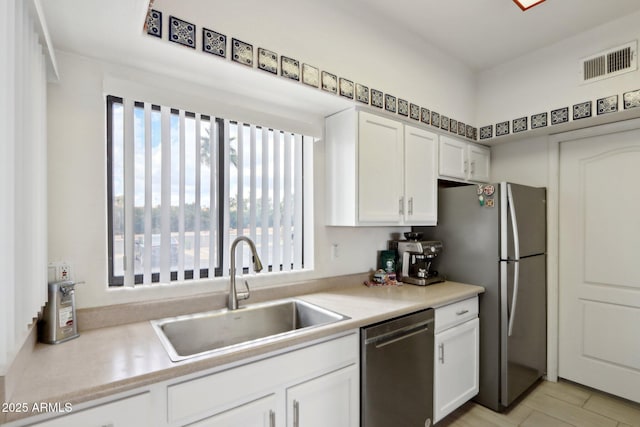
[238,279,251,301]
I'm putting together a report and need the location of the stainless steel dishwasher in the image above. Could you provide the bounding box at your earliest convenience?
[361,308,434,427]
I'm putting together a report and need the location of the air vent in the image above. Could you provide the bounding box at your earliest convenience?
[580,41,637,83]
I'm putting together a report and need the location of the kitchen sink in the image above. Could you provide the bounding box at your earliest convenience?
[151,299,349,362]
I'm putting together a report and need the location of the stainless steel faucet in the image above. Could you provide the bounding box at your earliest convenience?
[228,236,263,310]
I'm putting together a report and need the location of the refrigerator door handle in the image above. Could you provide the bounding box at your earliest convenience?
[507,184,520,337]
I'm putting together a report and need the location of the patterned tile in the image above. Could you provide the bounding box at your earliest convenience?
[232,38,253,67]
[440,115,449,131]
[450,119,458,133]
[431,112,440,128]
[371,89,383,108]
[302,64,319,87]
[281,56,299,81]
[257,48,277,74]
[410,104,420,121]
[573,101,592,120]
[356,83,369,104]
[513,116,528,133]
[624,89,640,109]
[597,95,618,115]
[531,112,547,129]
[146,10,162,38]
[339,78,354,99]
[420,108,430,124]
[472,127,478,141]
[480,125,493,140]
[398,99,409,116]
[551,107,569,125]
[466,124,474,139]
[203,28,226,58]
[458,121,466,136]
[169,16,195,49]
[496,121,510,136]
[321,71,337,94]
[385,94,396,113]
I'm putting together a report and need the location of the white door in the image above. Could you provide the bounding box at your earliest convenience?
[286,365,359,427]
[404,125,438,225]
[358,111,403,223]
[559,126,640,403]
[434,318,479,423]
[439,136,468,180]
[468,144,490,182]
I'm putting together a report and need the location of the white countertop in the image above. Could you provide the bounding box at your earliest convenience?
[3,279,483,424]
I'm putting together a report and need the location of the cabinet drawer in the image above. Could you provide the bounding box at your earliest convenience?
[435,297,478,333]
[167,332,358,424]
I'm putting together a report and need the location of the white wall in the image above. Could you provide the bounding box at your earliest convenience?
[490,137,549,187]
[47,52,407,308]
[476,10,640,127]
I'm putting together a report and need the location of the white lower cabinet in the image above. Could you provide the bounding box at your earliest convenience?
[286,365,358,427]
[433,298,480,423]
[18,332,358,427]
[185,394,276,427]
[28,392,151,427]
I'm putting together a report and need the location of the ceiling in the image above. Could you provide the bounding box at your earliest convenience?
[40,0,640,73]
[349,0,640,70]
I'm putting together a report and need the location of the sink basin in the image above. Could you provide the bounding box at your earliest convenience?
[151,299,349,361]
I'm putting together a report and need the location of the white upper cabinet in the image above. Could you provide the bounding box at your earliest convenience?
[439,135,490,183]
[357,112,405,223]
[404,125,438,225]
[325,109,438,226]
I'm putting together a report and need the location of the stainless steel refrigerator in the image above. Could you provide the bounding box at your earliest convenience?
[416,182,546,412]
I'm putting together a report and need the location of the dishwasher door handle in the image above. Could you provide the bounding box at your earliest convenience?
[366,320,433,349]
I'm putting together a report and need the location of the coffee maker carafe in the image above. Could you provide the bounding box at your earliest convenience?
[391,233,444,286]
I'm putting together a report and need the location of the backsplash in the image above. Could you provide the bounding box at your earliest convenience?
[144,9,479,141]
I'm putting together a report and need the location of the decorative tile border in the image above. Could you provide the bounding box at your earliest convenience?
[384,94,396,113]
[302,64,319,87]
[147,10,481,142]
[146,10,162,38]
[531,112,547,129]
[597,95,617,115]
[339,78,354,99]
[153,11,640,144]
[169,16,195,49]
[623,89,640,109]
[513,117,527,133]
[321,71,337,94]
[551,107,569,125]
[257,48,277,74]
[573,101,592,120]
[203,29,226,58]
[496,121,509,137]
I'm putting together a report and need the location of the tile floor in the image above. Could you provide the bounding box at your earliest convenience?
[438,379,640,427]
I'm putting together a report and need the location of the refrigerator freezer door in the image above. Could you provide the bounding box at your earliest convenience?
[500,255,547,407]
[502,183,546,259]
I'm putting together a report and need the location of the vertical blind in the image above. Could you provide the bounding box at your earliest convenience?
[109,97,309,286]
[0,0,50,372]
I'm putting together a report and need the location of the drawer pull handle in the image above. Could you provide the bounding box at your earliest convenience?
[456,309,469,316]
[439,343,445,363]
[293,400,300,427]
[269,409,275,427]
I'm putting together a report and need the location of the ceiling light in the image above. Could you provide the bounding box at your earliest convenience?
[513,0,546,11]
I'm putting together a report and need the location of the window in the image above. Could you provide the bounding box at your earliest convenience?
[107,96,311,287]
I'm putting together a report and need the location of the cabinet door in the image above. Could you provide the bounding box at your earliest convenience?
[186,394,276,427]
[286,365,359,427]
[404,126,438,225]
[434,318,480,423]
[439,136,468,180]
[29,393,151,427]
[468,144,490,182]
[358,111,404,223]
